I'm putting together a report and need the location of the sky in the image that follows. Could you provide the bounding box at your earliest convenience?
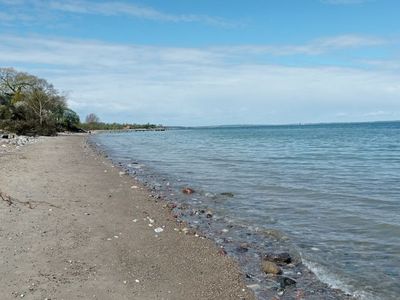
[0,0,399,126]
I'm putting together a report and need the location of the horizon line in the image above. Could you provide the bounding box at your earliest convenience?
[165,119,400,128]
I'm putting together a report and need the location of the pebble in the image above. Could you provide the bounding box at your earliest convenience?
[261,261,282,275]
[182,187,195,194]
[247,284,261,289]
[237,243,250,253]
[279,276,297,288]
[220,192,234,197]
[264,252,292,264]
[154,227,164,233]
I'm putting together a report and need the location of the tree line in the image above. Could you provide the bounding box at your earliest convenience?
[0,68,162,135]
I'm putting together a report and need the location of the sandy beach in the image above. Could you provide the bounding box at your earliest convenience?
[0,135,254,300]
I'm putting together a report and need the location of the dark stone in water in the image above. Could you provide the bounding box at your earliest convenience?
[237,243,250,253]
[220,192,234,197]
[279,276,296,289]
[264,252,292,265]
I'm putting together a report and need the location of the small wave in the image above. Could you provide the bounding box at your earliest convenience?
[302,258,377,300]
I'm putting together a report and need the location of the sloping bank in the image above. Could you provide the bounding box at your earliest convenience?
[0,135,253,300]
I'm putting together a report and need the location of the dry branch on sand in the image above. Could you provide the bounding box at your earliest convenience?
[0,190,33,208]
[0,189,60,209]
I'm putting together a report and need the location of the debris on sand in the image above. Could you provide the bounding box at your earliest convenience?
[154,227,164,233]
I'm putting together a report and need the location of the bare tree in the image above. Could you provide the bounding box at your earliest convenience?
[85,113,100,124]
[0,68,36,103]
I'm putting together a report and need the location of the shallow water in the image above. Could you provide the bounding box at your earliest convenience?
[92,122,400,299]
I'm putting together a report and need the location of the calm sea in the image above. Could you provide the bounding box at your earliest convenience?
[92,122,400,299]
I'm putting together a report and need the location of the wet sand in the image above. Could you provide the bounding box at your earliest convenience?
[0,135,254,300]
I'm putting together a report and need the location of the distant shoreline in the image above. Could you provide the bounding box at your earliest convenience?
[91,127,167,134]
[168,119,400,130]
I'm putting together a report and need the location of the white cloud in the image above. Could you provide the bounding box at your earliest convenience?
[48,0,182,21]
[217,35,388,57]
[0,0,236,27]
[362,59,400,71]
[0,9,36,25]
[1,35,399,125]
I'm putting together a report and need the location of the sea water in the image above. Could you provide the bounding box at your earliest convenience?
[92,122,400,299]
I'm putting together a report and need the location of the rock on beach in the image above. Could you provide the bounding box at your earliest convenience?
[182,187,195,195]
[264,252,292,265]
[261,261,282,275]
[0,135,37,153]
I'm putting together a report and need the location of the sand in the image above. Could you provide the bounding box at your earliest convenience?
[0,135,254,300]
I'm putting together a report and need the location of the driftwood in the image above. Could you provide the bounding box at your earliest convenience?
[0,190,61,209]
[0,190,33,209]
[0,191,13,206]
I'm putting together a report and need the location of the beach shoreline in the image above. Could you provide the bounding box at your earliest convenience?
[90,130,360,300]
[0,134,253,300]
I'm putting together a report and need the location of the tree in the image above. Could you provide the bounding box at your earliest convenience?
[0,67,78,135]
[61,109,80,130]
[0,68,36,105]
[85,113,100,124]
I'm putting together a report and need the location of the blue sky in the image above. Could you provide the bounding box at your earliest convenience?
[1,0,399,125]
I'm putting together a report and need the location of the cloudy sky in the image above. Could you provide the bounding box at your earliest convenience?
[1,0,399,125]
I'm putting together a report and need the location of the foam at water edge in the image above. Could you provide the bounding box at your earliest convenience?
[302,257,376,300]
